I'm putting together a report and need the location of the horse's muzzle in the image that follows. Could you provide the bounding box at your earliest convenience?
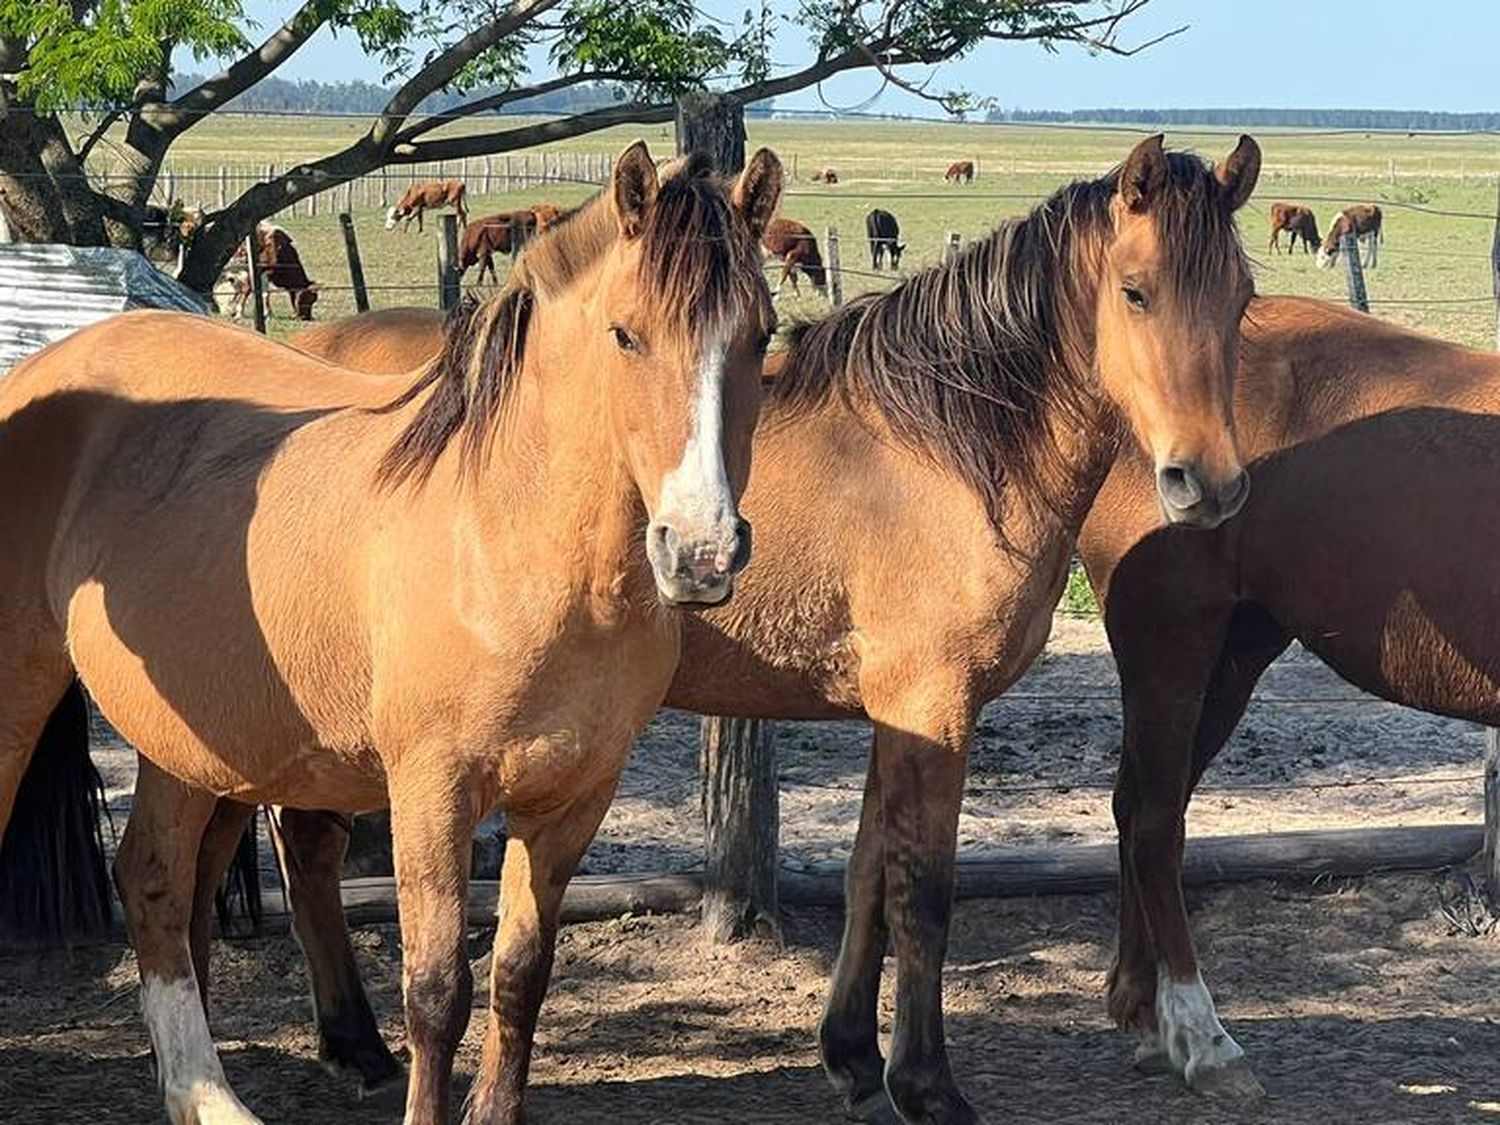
[1156,463,1249,529]
[647,517,752,606]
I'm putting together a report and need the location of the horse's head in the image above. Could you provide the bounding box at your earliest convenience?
[891,242,906,268]
[592,142,783,605]
[294,283,320,320]
[384,206,402,231]
[1094,134,1259,528]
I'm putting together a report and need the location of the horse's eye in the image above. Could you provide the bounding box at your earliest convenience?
[611,326,638,353]
[1122,286,1149,312]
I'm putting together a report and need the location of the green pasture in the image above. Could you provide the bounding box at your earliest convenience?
[100,115,1500,346]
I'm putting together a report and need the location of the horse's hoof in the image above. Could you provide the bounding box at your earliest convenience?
[1189,1057,1265,1102]
[1132,1034,1174,1077]
[847,1089,903,1125]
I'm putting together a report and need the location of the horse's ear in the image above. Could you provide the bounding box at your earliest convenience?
[611,140,660,239]
[1118,134,1167,214]
[733,148,783,243]
[1214,134,1261,212]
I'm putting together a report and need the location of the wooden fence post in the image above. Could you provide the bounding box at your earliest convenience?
[1341,232,1369,313]
[340,212,370,314]
[675,90,778,942]
[700,718,779,940]
[246,234,267,333]
[437,213,461,311]
[217,165,227,210]
[826,226,844,307]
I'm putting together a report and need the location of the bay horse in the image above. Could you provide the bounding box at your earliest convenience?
[1317,202,1382,268]
[0,141,784,1125]
[762,216,828,295]
[1076,293,1500,1101]
[203,134,1262,1124]
[386,179,469,232]
[1267,201,1319,253]
[945,160,975,184]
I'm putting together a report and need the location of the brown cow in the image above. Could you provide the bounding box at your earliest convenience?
[810,168,839,184]
[1268,201,1320,254]
[385,179,468,233]
[945,160,975,184]
[762,216,827,296]
[1318,203,1383,269]
[529,201,570,230]
[220,223,319,320]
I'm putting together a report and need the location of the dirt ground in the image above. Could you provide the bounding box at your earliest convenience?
[4,871,1500,1124]
[7,615,1495,1123]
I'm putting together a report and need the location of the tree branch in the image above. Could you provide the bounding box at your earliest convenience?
[76,107,124,163]
[159,0,329,133]
[393,70,628,144]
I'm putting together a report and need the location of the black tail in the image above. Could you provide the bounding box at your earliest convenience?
[0,681,112,944]
[214,811,264,936]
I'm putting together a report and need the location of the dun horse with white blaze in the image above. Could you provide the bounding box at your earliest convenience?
[0,141,783,1125]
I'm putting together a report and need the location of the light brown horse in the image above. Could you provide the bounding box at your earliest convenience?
[0,142,784,1125]
[207,134,1262,1124]
[1075,293,1500,1100]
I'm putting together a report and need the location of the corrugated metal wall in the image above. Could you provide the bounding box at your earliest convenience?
[0,244,209,374]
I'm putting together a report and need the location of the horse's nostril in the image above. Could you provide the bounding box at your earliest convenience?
[1157,464,1204,510]
[1220,470,1250,512]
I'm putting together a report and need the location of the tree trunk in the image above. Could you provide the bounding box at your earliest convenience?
[675,92,746,175]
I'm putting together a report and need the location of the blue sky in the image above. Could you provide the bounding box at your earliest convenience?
[230,2,1497,113]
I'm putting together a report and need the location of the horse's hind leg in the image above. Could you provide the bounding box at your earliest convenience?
[819,745,895,1123]
[0,642,74,841]
[189,798,257,1013]
[465,775,618,1124]
[274,806,402,1091]
[117,757,261,1124]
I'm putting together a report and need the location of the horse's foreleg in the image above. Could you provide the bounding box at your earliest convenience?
[464,775,618,1125]
[818,742,893,1122]
[389,776,478,1125]
[1109,596,1279,1102]
[117,759,262,1124]
[861,673,976,1125]
[275,806,403,1092]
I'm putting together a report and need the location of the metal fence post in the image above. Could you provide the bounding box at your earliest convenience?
[340,212,370,314]
[1341,231,1369,313]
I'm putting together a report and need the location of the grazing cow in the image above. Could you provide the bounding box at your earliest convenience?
[945,159,975,184]
[529,201,570,230]
[864,207,905,270]
[810,168,839,184]
[459,211,535,285]
[1318,203,1383,269]
[385,179,468,232]
[220,223,319,320]
[1268,202,1320,254]
[762,216,827,295]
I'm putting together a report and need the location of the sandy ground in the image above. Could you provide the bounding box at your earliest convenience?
[4,872,1500,1124]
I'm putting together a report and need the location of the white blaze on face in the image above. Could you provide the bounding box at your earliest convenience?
[1316,245,1335,269]
[1155,965,1246,1083]
[141,974,263,1124]
[656,327,735,550]
[384,206,399,231]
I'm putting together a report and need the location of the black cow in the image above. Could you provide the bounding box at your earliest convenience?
[865,208,905,270]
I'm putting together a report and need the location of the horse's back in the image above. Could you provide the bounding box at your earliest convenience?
[289,307,445,375]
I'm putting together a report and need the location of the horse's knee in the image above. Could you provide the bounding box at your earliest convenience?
[405,957,472,1055]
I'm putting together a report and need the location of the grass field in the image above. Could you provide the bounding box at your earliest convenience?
[87,113,1500,346]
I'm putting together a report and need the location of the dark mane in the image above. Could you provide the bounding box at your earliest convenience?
[377,153,767,487]
[768,151,1249,534]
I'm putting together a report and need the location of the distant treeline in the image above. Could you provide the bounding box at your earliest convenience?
[988,107,1500,131]
[171,75,775,119]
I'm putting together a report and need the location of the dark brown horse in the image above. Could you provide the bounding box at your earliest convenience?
[203,135,1262,1125]
[1077,293,1500,1101]
[1267,201,1319,253]
[1317,203,1382,268]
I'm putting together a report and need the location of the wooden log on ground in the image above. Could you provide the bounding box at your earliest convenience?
[251,824,1481,933]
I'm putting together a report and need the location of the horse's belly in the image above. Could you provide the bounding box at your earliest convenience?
[66,580,386,808]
